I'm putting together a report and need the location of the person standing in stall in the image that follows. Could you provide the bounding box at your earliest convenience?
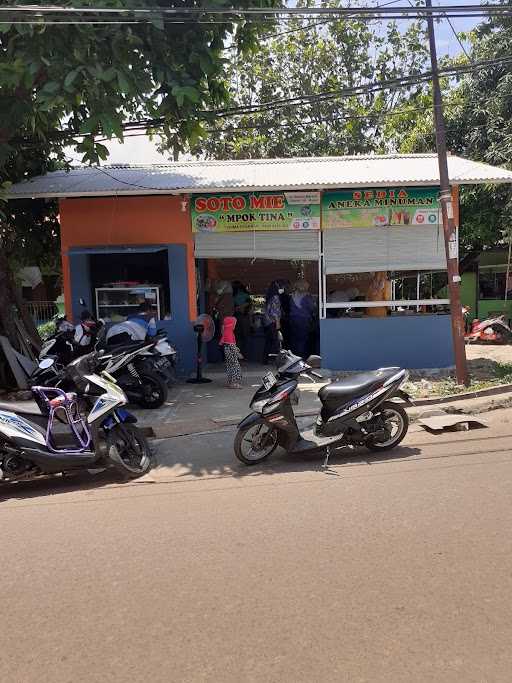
[232,280,252,358]
[211,280,234,322]
[278,280,292,350]
[289,280,316,358]
[263,280,285,364]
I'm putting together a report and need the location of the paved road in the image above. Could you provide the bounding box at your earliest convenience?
[2,414,512,682]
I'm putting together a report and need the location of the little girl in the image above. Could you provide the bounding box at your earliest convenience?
[219,316,243,389]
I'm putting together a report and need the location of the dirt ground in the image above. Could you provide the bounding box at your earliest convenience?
[466,343,512,369]
[406,343,512,397]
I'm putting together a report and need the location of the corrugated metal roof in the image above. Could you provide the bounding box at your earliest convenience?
[8,154,512,199]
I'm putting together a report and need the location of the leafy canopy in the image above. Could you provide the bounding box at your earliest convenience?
[0,0,277,184]
[385,15,512,253]
[192,9,430,159]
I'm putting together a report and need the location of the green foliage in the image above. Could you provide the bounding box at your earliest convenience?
[192,7,430,159]
[385,16,512,253]
[0,0,278,180]
[0,0,278,288]
[37,319,56,340]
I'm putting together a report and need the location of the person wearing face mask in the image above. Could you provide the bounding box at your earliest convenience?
[278,279,292,349]
[263,280,285,364]
[289,279,316,358]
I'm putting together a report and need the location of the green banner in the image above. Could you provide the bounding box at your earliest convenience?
[192,191,321,232]
[322,187,440,229]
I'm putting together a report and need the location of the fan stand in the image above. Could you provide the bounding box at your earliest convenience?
[187,324,212,384]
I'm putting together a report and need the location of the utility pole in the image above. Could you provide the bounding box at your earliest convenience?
[425,0,469,385]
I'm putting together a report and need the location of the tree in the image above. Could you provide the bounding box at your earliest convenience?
[0,0,278,176]
[0,0,277,348]
[385,15,512,254]
[192,10,429,159]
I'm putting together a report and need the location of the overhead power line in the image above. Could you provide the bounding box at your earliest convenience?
[0,4,508,16]
[2,3,512,25]
[206,56,512,120]
[10,53,510,147]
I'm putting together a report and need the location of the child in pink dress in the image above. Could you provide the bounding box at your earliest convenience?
[219,316,243,388]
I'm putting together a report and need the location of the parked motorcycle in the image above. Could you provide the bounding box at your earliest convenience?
[465,314,512,344]
[31,340,169,409]
[234,350,411,467]
[98,342,169,408]
[98,329,177,387]
[0,352,153,483]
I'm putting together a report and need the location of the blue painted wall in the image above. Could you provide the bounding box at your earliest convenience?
[68,244,196,377]
[320,315,454,370]
[164,245,196,376]
[69,253,92,320]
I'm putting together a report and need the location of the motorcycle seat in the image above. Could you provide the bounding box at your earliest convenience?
[318,367,401,405]
[106,341,151,354]
[0,400,42,416]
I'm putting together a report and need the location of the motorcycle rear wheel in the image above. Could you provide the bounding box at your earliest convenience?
[134,370,168,409]
[234,420,279,465]
[106,424,153,478]
[366,401,409,451]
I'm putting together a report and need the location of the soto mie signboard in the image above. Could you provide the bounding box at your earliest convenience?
[192,191,321,232]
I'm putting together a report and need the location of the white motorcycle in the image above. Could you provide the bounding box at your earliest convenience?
[0,352,153,483]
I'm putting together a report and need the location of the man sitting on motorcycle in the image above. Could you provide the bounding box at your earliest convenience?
[106,303,157,346]
[74,310,98,351]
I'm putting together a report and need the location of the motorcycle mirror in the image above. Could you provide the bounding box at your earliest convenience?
[39,358,55,369]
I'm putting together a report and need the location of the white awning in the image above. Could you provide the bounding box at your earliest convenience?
[323,226,446,274]
[194,231,319,261]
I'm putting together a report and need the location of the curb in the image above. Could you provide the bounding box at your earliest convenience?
[411,382,512,406]
[148,387,512,439]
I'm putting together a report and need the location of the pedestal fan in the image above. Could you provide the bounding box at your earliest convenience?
[187,313,215,384]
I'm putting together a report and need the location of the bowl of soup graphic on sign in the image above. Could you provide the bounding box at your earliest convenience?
[195,214,217,232]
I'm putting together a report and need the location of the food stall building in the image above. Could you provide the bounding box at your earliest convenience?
[11,154,512,374]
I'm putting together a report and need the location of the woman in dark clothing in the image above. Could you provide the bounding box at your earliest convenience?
[211,280,234,321]
[289,279,316,358]
[263,280,284,363]
[278,280,292,350]
[232,280,252,358]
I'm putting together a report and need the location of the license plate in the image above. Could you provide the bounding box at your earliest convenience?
[262,372,277,390]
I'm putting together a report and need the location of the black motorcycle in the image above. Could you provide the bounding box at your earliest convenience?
[30,341,168,409]
[234,350,412,467]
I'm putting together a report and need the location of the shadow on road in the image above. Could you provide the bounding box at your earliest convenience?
[0,442,423,502]
[0,469,139,503]
[151,436,423,482]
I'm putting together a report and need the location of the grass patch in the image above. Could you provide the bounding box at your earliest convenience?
[406,360,512,398]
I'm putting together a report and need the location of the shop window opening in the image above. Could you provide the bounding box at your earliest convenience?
[324,270,449,318]
[89,250,171,321]
[197,257,320,364]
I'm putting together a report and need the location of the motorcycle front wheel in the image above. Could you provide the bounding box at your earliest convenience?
[106,424,153,478]
[234,419,279,465]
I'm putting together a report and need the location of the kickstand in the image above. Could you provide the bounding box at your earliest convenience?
[322,446,331,470]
